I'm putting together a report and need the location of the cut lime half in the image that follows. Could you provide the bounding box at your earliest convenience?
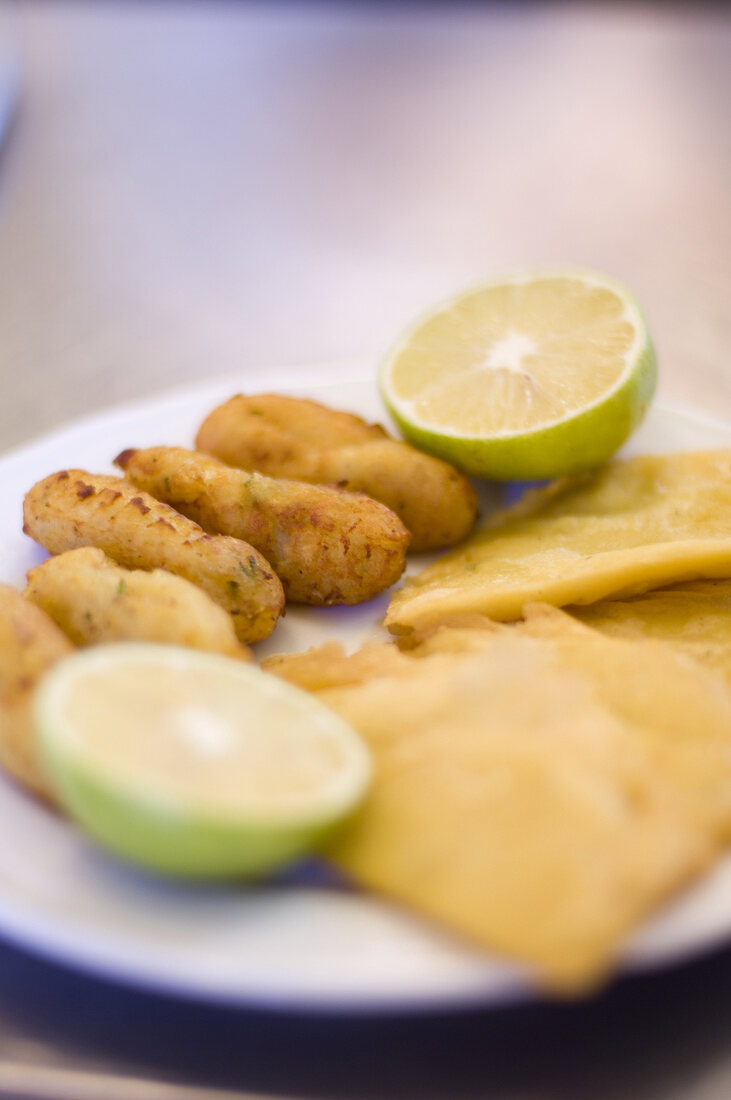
[34,644,371,878]
[380,269,657,480]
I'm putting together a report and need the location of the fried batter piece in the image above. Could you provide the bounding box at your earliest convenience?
[26,548,251,659]
[0,584,74,803]
[267,611,731,991]
[116,446,409,605]
[195,394,477,552]
[567,579,731,688]
[23,471,284,643]
[262,640,412,690]
[387,450,731,634]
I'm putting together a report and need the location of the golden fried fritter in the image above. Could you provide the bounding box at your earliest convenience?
[262,640,412,691]
[26,548,250,659]
[116,446,409,605]
[268,611,731,990]
[0,584,74,803]
[567,580,731,688]
[387,450,731,634]
[195,394,477,552]
[22,471,284,643]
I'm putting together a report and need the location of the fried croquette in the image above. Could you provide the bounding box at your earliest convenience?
[195,394,477,552]
[115,446,409,605]
[26,548,251,659]
[0,584,74,803]
[22,471,284,643]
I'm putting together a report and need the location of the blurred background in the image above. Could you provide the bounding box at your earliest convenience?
[0,1,728,450]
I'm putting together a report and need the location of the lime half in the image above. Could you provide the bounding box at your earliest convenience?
[380,269,657,480]
[34,644,371,878]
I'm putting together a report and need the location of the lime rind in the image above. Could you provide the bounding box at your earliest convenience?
[40,738,354,878]
[379,269,657,480]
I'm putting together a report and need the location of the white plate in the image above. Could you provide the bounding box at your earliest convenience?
[2,366,731,1012]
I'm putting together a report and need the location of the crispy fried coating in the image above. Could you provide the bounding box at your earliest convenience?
[567,579,731,688]
[267,611,731,990]
[262,640,412,690]
[22,471,284,644]
[515,605,731,836]
[115,446,409,605]
[0,584,74,803]
[387,450,731,634]
[195,394,477,552]
[26,548,251,659]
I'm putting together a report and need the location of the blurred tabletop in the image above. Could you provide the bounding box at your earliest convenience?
[0,1,730,1098]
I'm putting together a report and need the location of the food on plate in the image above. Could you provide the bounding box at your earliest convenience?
[34,644,371,877]
[195,393,478,552]
[262,639,413,691]
[0,583,74,803]
[115,446,410,605]
[7,338,731,994]
[515,605,731,835]
[567,580,731,687]
[22,470,285,643]
[269,608,731,989]
[386,450,731,635]
[26,548,250,660]
[379,269,656,480]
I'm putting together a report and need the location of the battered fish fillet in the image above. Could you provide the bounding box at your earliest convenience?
[566,580,731,688]
[26,548,250,659]
[23,471,284,643]
[267,611,731,991]
[513,605,731,837]
[0,584,74,803]
[387,450,731,634]
[195,394,477,552]
[115,446,409,605]
[262,640,412,690]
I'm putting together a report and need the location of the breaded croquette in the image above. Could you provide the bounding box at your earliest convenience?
[0,583,74,803]
[22,471,284,643]
[26,548,251,659]
[195,394,478,552]
[116,446,409,605]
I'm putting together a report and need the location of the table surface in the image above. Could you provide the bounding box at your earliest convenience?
[0,2,730,1097]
